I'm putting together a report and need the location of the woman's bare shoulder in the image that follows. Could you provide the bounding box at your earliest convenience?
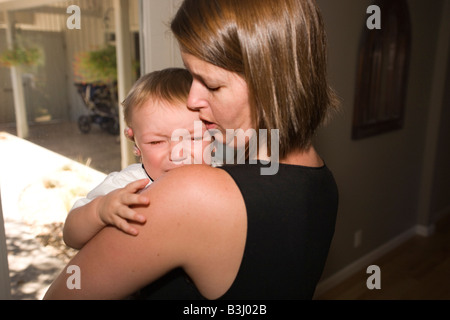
[135,165,247,298]
[142,165,238,204]
[137,164,245,239]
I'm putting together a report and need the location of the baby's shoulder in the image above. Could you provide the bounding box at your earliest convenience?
[117,163,147,180]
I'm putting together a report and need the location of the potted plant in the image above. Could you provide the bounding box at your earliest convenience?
[73,45,118,84]
[0,46,42,68]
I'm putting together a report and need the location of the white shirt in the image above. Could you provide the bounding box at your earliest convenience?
[71,163,152,210]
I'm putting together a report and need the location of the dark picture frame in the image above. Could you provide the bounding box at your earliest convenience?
[352,0,411,140]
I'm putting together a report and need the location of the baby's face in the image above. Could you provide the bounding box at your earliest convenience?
[131,99,211,180]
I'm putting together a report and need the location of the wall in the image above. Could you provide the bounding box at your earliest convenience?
[139,0,184,74]
[314,0,449,286]
[431,51,450,222]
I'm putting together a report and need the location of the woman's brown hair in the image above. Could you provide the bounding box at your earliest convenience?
[171,0,338,158]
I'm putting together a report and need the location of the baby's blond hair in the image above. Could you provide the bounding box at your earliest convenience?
[122,68,192,127]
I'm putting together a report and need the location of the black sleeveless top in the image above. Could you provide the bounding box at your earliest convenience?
[134,162,338,300]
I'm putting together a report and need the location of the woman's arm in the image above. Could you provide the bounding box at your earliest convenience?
[44,165,247,300]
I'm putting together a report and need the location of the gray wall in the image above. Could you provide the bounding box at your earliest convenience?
[314,0,450,281]
[430,31,450,222]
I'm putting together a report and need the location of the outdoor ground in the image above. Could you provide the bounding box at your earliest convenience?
[0,121,121,299]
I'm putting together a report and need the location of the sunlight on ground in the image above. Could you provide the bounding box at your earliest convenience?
[0,132,107,299]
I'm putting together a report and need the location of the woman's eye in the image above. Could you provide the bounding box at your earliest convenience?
[195,77,220,92]
[149,141,164,145]
[206,86,220,92]
[203,81,220,92]
[191,136,203,141]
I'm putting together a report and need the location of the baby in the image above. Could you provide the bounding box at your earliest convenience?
[63,68,211,249]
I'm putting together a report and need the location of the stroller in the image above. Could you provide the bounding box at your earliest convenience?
[74,82,120,135]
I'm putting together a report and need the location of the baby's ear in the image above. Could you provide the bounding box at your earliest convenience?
[133,145,141,157]
[124,127,134,141]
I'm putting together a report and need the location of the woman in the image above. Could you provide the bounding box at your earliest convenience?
[44,0,339,300]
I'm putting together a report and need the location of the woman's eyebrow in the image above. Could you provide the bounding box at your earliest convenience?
[182,62,208,82]
[189,70,207,82]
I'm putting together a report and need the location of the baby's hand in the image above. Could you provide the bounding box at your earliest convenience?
[97,178,150,235]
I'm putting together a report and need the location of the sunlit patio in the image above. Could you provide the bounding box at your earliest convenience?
[0,122,120,299]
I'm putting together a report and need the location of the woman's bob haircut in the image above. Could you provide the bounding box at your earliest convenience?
[171,0,339,158]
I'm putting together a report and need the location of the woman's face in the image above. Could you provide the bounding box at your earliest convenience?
[181,52,252,146]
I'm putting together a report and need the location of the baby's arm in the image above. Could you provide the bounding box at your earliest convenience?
[63,179,150,250]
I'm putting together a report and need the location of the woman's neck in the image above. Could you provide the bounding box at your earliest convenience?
[217,140,323,168]
[253,143,323,168]
[279,146,324,167]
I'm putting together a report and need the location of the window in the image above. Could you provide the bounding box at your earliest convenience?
[352,0,411,140]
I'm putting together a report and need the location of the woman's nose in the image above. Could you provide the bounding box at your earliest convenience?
[187,79,208,111]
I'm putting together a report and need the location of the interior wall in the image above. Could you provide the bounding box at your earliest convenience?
[431,50,450,222]
[314,0,447,279]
